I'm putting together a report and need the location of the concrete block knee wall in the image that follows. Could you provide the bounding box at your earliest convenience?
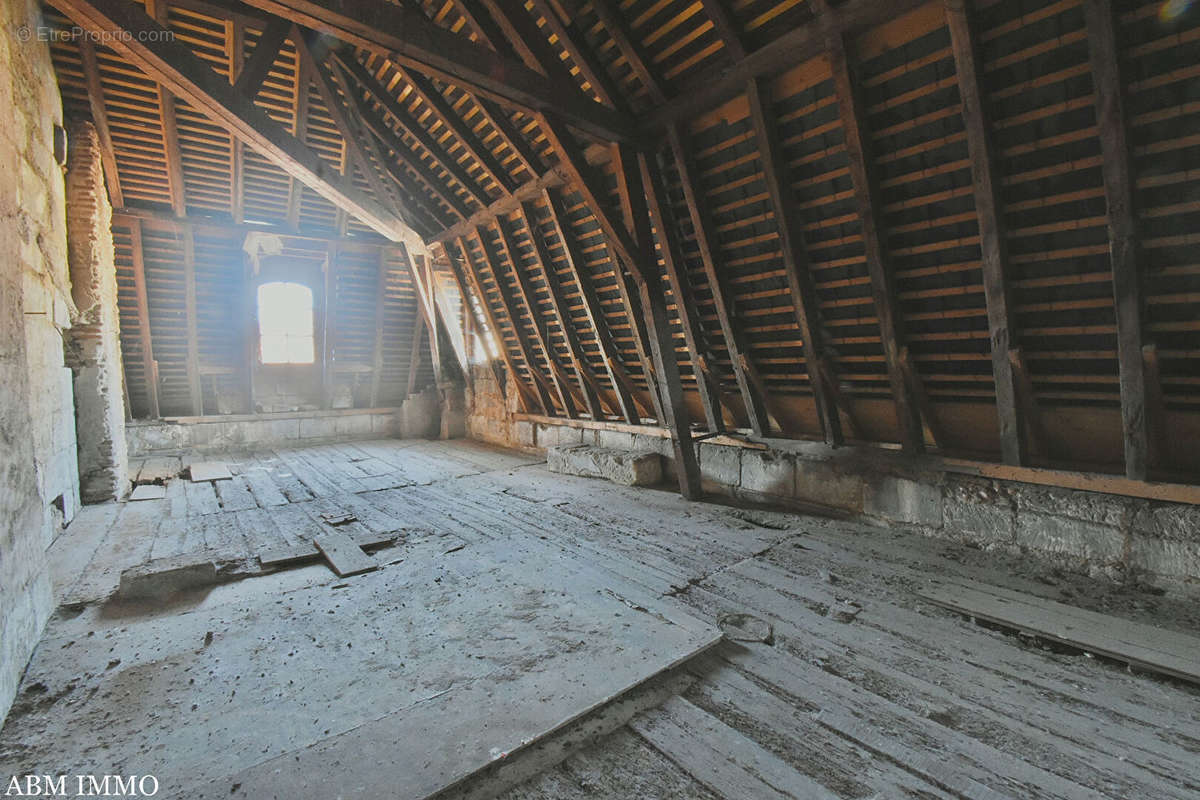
[522,422,1200,585]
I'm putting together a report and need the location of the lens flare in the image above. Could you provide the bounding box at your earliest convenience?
[1161,0,1194,21]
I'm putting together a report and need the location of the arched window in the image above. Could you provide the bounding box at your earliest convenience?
[257,282,315,364]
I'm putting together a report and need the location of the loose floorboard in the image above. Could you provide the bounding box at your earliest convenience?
[5,438,1199,800]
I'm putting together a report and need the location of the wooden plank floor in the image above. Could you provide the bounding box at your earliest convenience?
[35,439,1200,799]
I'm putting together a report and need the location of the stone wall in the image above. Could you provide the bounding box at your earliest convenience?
[1,0,74,724]
[127,408,400,456]
[65,120,128,502]
[511,419,1200,586]
[464,363,522,448]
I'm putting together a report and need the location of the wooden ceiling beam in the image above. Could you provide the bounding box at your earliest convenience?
[495,216,582,417]
[827,36,925,454]
[1083,0,1151,480]
[641,152,727,433]
[589,0,665,104]
[296,30,411,224]
[227,19,244,223]
[233,0,636,142]
[398,68,517,196]
[475,225,559,413]
[666,124,772,437]
[526,0,624,110]
[78,38,124,208]
[699,0,745,61]
[543,187,643,423]
[51,0,412,239]
[444,236,536,412]
[335,54,490,208]
[642,0,928,132]
[232,17,289,99]
[519,201,609,419]
[612,143,701,498]
[946,0,1026,467]
[747,77,843,446]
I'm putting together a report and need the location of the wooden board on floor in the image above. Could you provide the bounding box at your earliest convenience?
[313,532,377,577]
[190,461,233,482]
[137,456,181,484]
[920,580,1200,684]
[129,484,167,501]
[258,531,398,569]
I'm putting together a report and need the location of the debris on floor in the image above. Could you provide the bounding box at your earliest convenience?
[717,612,775,645]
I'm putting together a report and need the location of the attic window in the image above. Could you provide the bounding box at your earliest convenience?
[257,282,315,365]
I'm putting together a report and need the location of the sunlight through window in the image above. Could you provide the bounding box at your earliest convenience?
[257,281,315,365]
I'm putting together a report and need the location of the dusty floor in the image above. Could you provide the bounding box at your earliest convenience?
[3,438,1199,799]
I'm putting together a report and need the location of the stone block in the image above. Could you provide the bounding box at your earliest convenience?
[740,450,795,499]
[864,475,943,528]
[300,416,338,440]
[1014,514,1126,566]
[514,420,536,448]
[794,459,864,512]
[546,445,663,487]
[1012,483,1128,527]
[1127,536,1200,581]
[941,477,1015,548]
[698,443,740,492]
[334,414,374,438]
[537,424,584,449]
[597,430,635,452]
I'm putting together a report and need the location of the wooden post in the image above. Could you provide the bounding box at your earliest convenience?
[369,250,387,407]
[613,143,702,499]
[747,77,844,445]
[519,201,609,419]
[182,226,202,415]
[1083,0,1150,480]
[666,123,773,436]
[827,36,924,453]
[543,188,643,423]
[445,236,536,411]
[78,37,123,207]
[474,226,559,413]
[946,0,1025,466]
[407,315,425,397]
[128,219,159,418]
[494,216,580,417]
[640,152,727,433]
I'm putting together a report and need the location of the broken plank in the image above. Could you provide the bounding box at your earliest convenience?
[920,581,1200,685]
[313,532,378,577]
[260,530,397,570]
[190,461,233,482]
